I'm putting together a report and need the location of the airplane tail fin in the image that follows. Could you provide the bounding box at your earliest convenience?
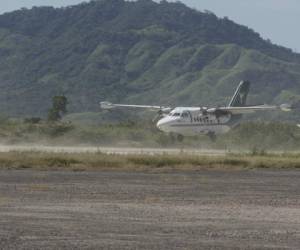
[228,81,250,107]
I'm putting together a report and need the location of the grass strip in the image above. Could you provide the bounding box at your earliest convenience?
[0,151,299,171]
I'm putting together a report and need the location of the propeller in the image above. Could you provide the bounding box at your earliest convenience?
[206,107,229,119]
[152,107,171,122]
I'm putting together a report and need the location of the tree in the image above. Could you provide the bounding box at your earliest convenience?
[47,96,68,122]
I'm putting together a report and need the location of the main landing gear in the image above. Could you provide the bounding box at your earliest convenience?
[168,133,184,143]
[207,132,216,142]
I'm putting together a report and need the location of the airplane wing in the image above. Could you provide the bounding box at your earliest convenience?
[100,101,172,112]
[218,104,279,114]
[208,104,292,115]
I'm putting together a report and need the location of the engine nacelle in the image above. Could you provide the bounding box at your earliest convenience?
[207,108,217,113]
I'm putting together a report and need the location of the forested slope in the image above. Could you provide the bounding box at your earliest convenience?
[0,0,299,118]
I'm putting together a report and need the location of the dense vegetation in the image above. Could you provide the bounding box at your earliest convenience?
[0,0,299,120]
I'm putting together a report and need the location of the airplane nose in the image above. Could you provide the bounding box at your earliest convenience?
[156,119,168,131]
[156,119,163,130]
[157,117,176,133]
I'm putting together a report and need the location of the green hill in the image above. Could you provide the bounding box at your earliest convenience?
[0,0,299,119]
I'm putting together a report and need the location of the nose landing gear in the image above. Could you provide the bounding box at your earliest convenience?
[177,134,184,142]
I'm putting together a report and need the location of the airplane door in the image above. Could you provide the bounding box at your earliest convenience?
[181,111,190,122]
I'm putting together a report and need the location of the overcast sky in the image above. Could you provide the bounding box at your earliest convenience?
[1,0,299,52]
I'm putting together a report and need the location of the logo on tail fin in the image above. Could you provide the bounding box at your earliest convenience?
[228,81,250,107]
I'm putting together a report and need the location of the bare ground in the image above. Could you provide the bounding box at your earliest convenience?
[0,169,299,249]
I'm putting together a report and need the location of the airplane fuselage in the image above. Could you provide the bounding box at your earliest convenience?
[100,81,293,138]
[156,107,238,136]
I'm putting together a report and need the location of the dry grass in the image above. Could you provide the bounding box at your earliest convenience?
[0,151,299,171]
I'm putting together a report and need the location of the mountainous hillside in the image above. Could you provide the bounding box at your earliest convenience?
[0,0,300,118]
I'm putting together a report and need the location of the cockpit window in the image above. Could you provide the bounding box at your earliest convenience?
[169,111,189,118]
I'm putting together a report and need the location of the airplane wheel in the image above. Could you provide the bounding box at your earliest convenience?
[207,132,216,142]
[177,134,184,142]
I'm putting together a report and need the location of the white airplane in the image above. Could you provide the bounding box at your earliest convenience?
[100,81,293,140]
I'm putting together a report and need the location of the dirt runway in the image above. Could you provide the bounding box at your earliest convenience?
[0,169,299,249]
